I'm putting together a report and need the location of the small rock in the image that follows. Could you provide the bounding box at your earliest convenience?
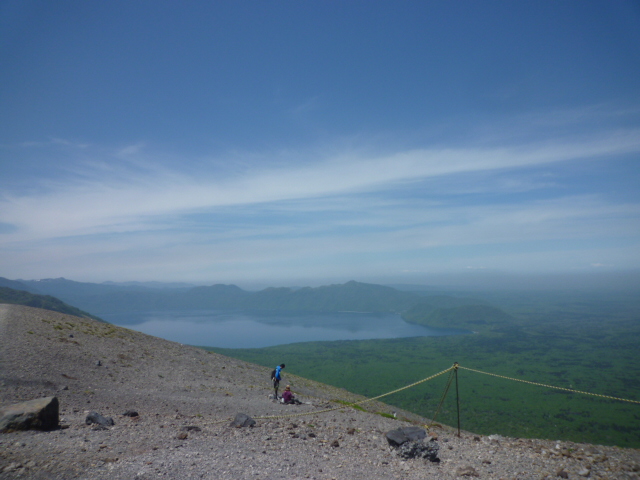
[177,432,188,440]
[578,467,591,477]
[180,426,201,432]
[85,411,114,427]
[455,465,479,477]
[557,469,569,479]
[122,410,139,417]
[3,462,21,473]
[331,439,340,447]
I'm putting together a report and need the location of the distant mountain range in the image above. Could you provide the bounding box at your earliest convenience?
[0,277,510,330]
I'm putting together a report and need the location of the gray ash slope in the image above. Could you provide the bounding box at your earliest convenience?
[1,304,639,479]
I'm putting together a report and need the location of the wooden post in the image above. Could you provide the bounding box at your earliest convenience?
[454,362,461,437]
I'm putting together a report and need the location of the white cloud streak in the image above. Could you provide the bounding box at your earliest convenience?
[1,125,639,282]
[2,129,639,243]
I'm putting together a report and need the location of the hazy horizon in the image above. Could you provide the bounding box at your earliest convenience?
[2,2,639,285]
[12,269,640,294]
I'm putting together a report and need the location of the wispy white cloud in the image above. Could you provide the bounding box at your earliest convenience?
[1,123,639,282]
[3,128,639,241]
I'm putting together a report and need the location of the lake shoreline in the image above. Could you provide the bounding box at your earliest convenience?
[101,309,470,349]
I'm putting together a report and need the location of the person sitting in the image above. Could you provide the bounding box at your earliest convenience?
[281,385,301,404]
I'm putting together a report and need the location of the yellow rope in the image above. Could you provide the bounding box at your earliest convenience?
[253,365,456,421]
[203,365,456,424]
[458,365,640,405]
[204,363,639,428]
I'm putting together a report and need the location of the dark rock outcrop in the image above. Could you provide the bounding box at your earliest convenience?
[0,396,59,432]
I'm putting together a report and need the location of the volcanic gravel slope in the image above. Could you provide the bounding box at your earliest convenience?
[1,304,639,479]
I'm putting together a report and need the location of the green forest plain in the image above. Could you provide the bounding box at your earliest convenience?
[208,289,640,448]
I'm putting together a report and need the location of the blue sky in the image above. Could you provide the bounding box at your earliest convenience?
[1,1,639,288]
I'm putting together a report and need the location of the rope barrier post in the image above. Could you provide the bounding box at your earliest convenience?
[453,362,461,437]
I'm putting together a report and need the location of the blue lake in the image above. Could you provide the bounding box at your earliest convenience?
[101,310,469,348]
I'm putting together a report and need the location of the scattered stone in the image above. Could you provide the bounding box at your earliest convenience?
[330,439,340,448]
[455,465,480,477]
[3,462,22,473]
[230,413,255,428]
[85,411,115,427]
[557,468,569,479]
[0,396,59,432]
[578,467,591,477]
[122,410,139,417]
[180,426,201,432]
[396,438,440,462]
[177,432,188,440]
[95,360,102,366]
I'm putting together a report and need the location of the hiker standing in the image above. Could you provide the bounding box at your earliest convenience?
[272,363,285,398]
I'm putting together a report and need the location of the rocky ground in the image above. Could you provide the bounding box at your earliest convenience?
[1,304,639,479]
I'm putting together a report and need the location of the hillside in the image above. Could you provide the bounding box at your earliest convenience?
[0,286,104,322]
[1,304,639,479]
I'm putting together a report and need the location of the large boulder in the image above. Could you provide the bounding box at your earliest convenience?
[0,396,59,433]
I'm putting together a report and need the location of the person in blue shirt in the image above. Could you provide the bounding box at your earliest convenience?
[272,363,285,398]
